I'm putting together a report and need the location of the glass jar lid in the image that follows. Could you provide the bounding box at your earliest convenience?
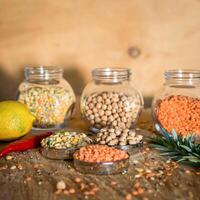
[165,69,200,81]
[92,68,131,82]
[164,69,200,87]
[24,66,63,80]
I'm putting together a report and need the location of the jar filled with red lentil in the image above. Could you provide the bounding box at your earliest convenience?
[152,70,200,138]
[80,68,144,131]
[17,66,76,129]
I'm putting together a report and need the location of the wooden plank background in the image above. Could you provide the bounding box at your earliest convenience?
[0,0,200,106]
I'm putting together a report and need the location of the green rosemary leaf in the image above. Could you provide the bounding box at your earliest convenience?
[179,145,192,152]
[161,128,171,140]
[160,152,179,156]
[178,156,200,164]
[170,155,184,161]
[150,144,168,148]
[148,129,200,167]
[192,152,200,158]
[188,158,200,163]
[177,158,187,163]
[172,129,178,141]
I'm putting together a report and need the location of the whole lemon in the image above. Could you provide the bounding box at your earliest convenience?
[0,101,35,141]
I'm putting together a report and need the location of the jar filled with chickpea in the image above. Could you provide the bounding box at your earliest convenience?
[80,68,144,132]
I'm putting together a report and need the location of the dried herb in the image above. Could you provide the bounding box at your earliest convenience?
[148,129,200,167]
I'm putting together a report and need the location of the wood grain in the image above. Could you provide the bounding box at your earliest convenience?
[0,110,199,200]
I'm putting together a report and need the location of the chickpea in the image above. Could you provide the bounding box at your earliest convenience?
[84,91,141,129]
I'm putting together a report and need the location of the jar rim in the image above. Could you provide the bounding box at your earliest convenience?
[165,69,200,80]
[24,66,63,80]
[92,67,131,81]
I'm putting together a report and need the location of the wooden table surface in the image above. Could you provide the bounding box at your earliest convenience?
[0,109,199,200]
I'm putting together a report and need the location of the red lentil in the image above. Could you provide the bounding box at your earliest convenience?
[74,145,128,163]
[156,95,200,136]
[125,193,132,200]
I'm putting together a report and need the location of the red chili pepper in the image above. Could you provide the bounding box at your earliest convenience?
[0,131,52,157]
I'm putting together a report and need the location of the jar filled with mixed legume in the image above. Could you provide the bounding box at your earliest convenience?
[80,68,144,131]
[17,66,76,129]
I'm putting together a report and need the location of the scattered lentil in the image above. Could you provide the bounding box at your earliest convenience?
[125,193,132,200]
[25,177,32,181]
[17,164,23,170]
[63,190,69,195]
[75,177,81,183]
[111,181,117,186]
[69,188,76,194]
[0,165,8,170]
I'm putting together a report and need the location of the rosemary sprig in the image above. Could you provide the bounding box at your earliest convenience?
[148,128,200,167]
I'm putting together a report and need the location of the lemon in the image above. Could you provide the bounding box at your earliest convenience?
[0,101,35,141]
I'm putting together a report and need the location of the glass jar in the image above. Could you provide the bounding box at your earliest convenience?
[17,66,76,129]
[152,70,200,137]
[80,68,144,131]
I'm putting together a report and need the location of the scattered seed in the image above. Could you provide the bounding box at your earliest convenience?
[111,181,117,186]
[0,165,8,170]
[63,190,69,195]
[132,191,139,196]
[75,177,81,183]
[137,188,144,194]
[69,188,76,194]
[125,193,132,200]
[26,177,32,181]
[135,168,144,173]
[185,170,191,174]
[56,180,66,190]
[80,183,85,191]
[133,182,140,189]
[38,181,42,185]
[10,165,16,170]
[134,174,141,179]
[17,164,23,170]
[55,189,62,195]
[6,155,13,160]
[133,160,139,164]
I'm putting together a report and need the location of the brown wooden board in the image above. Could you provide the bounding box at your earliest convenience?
[0,110,199,200]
